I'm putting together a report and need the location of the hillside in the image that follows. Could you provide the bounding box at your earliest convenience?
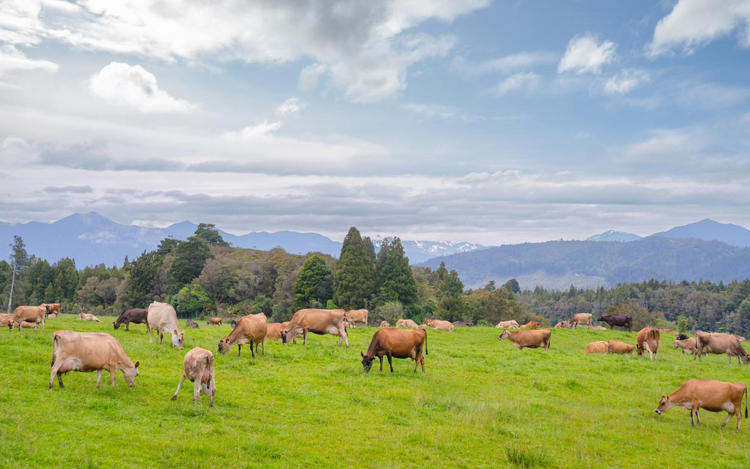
[652,219,750,247]
[586,230,642,242]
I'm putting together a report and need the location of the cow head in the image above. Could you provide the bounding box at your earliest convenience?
[655,395,674,414]
[123,361,140,387]
[218,337,231,354]
[172,331,184,349]
[280,329,291,345]
[360,352,374,373]
[498,330,510,341]
[742,354,750,364]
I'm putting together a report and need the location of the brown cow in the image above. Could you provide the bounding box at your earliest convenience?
[281,309,349,347]
[345,309,369,327]
[147,302,184,349]
[496,320,520,329]
[361,328,427,373]
[569,313,593,328]
[521,321,541,329]
[607,340,635,354]
[396,319,419,329]
[20,321,39,329]
[674,337,700,355]
[114,308,148,331]
[49,330,139,388]
[636,328,661,360]
[171,347,216,407]
[426,318,454,331]
[379,321,390,327]
[584,341,609,354]
[498,329,551,351]
[694,332,749,364]
[554,321,570,329]
[207,317,223,326]
[186,319,199,329]
[218,313,268,358]
[41,303,61,316]
[78,313,100,322]
[655,379,748,430]
[266,322,290,341]
[0,313,13,327]
[10,305,48,331]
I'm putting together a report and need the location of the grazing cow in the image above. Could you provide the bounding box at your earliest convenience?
[171,347,216,407]
[498,329,551,351]
[655,379,748,430]
[281,309,349,347]
[186,319,199,329]
[521,321,541,330]
[674,337,700,355]
[554,321,570,329]
[345,309,369,327]
[676,333,689,341]
[114,308,148,331]
[426,318,454,331]
[735,335,747,342]
[453,321,474,327]
[636,328,661,360]
[496,320,520,329]
[694,332,749,364]
[361,328,427,373]
[10,305,48,331]
[147,302,184,349]
[207,317,223,326]
[49,330,139,389]
[396,319,419,329]
[585,341,609,354]
[218,313,268,358]
[380,321,390,327]
[0,313,13,327]
[78,313,100,322]
[569,313,593,329]
[596,314,632,332]
[607,340,635,354]
[265,322,290,341]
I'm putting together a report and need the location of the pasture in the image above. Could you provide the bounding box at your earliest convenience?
[1,316,749,468]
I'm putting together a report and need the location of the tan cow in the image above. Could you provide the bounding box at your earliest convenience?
[20,321,39,329]
[554,321,570,329]
[10,305,48,331]
[655,379,748,430]
[498,329,551,351]
[674,337,700,355]
[569,313,593,328]
[379,321,390,327]
[266,322,289,341]
[636,327,661,360]
[281,309,349,347]
[0,313,13,327]
[607,340,635,354]
[147,302,184,349]
[345,309,369,327]
[78,313,100,322]
[41,303,61,316]
[694,332,749,364]
[207,317,223,326]
[426,318,454,331]
[396,319,419,329]
[218,313,268,358]
[49,330,139,388]
[521,321,541,329]
[171,347,216,407]
[585,341,609,354]
[361,328,427,373]
[496,320,520,329]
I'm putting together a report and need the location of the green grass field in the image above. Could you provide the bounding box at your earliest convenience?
[1,316,749,468]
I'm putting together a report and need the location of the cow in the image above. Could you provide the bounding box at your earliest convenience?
[20,321,39,329]
[218,313,268,358]
[396,319,419,329]
[584,341,609,354]
[265,322,290,341]
[498,329,551,351]
[597,313,632,331]
[379,321,390,327]
[426,318,454,331]
[171,347,216,407]
[0,313,13,327]
[636,327,661,360]
[453,321,474,327]
[147,302,184,349]
[674,337,700,355]
[49,330,139,389]
[361,328,428,373]
[655,379,748,430]
[521,321,541,329]
[496,320,520,329]
[694,332,749,364]
[10,305,48,331]
[186,319,199,329]
[207,317,223,326]
[345,309,369,327]
[78,313,100,322]
[281,309,349,347]
[569,313,593,329]
[554,321,570,329]
[114,308,148,331]
[41,303,61,316]
[606,340,635,354]
[676,333,690,341]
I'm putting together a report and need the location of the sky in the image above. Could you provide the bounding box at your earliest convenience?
[1,0,750,244]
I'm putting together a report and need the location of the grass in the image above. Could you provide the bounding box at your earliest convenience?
[1,317,749,468]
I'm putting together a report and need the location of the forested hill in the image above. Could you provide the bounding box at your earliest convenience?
[420,237,750,290]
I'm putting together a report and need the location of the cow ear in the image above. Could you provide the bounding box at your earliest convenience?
[135,361,140,368]
[360,351,364,358]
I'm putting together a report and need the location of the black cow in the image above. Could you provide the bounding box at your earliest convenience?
[114,308,149,331]
[597,314,632,332]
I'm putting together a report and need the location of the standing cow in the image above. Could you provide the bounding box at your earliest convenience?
[361,328,427,373]
[171,347,216,407]
[280,309,349,348]
[569,313,593,329]
[694,332,749,364]
[345,309,369,327]
[655,379,747,430]
[114,308,149,331]
[207,318,223,326]
[498,329,551,351]
[636,327,661,360]
[147,302,184,349]
[10,305,48,331]
[596,314,632,332]
[218,313,268,358]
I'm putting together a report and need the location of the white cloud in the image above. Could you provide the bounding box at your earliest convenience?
[88,62,195,113]
[223,121,283,140]
[558,34,617,75]
[604,69,650,95]
[0,44,57,76]
[493,72,539,96]
[649,0,750,57]
[277,98,306,117]
[474,51,558,74]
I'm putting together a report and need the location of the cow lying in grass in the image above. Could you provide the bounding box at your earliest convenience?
[396,319,419,329]
[497,320,520,329]
[361,328,427,373]
[78,313,100,322]
[655,379,747,430]
[171,347,215,407]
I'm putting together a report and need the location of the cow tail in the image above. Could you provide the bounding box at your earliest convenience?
[51,333,59,367]
[206,354,215,388]
[424,329,428,355]
[745,386,748,419]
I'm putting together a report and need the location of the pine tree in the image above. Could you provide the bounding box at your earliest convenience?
[333,227,375,310]
[195,223,230,247]
[168,236,213,294]
[7,235,29,312]
[293,255,333,308]
[376,238,417,306]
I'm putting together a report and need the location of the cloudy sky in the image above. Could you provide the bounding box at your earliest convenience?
[1,0,750,244]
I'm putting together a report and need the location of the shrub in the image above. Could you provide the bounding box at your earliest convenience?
[375,301,405,324]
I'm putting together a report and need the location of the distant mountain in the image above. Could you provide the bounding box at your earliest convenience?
[372,237,487,264]
[652,219,750,247]
[419,237,750,290]
[586,230,642,242]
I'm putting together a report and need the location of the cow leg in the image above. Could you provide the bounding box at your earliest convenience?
[736,408,741,431]
[342,328,349,348]
[303,329,308,345]
[159,329,164,344]
[110,368,117,387]
[250,341,256,358]
[722,411,733,427]
[261,340,265,356]
[690,408,696,427]
[420,353,426,373]
[378,356,383,372]
[171,375,186,401]
[49,362,64,389]
[193,379,201,406]
[126,321,130,332]
[387,353,394,373]
[696,408,701,425]
[237,344,242,357]
[201,382,215,407]
[96,369,103,389]
[149,325,154,344]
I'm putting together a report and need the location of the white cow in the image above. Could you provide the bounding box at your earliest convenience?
[147,302,184,349]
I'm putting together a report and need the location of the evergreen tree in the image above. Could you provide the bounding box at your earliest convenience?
[504,278,521,294]
[127,250,161,307]
[195,223,230,247]
[7,235,29,312]
[168,236,213,294]
[436,262,448,282]
[333,227,376,310]
[376,238,417,306]
[485,280,496,291]
[375,238,390,289]
[293,255,333,308]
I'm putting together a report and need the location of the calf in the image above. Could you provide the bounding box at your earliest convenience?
[114,308,148,331]
[569,313,592,329]
[498,329,551,351]
[636,327,660,360]
[606,340,635,354]
[50,330,139,388]
[379,321,390,327]
[396,319,419,329]
[10,305,48,331]
[186,319,199,329]
[207,317,223,326]
[496,320,520,329]
[694,332,749,364]
[554,321,570,329]
[585,341,609,354]
[78,313,100,322]
[655,379,747,430]
[596,314,632,331]
[361,328,427,373]
[674,337,700,355]
[171,347,216,407]
[426,318,454,331]
[218,313,268,358]
[281,309,348,347]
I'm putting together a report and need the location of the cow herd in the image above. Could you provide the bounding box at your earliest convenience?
[5,301,749,430]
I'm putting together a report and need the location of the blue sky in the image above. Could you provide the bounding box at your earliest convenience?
[1,0,749,244]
